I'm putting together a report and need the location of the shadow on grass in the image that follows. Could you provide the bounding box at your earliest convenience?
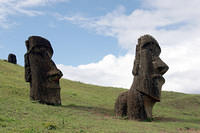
[62,104,114,117]
[154,117,200,123]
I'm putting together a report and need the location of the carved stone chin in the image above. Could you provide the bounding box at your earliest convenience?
[114,34,169,120]
[24,36,63,105]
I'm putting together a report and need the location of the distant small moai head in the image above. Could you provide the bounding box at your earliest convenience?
[8,53,17,64]
[24,36,63,105]
[115,34,169,120]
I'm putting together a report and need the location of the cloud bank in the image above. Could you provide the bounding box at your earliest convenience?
[58,54,134,88]
[58,0,200,94]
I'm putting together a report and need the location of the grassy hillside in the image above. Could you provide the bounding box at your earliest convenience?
[0,60,200,133]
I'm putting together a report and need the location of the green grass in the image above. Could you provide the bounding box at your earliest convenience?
[0,59,200,133]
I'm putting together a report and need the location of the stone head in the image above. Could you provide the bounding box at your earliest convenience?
[8,53,17,64]
[132,34,168,101]
[24,36,63,104]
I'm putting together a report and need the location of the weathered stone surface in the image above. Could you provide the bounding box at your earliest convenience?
[24,36,63,105]
[114,91,128,117]
[115,34,169,120]
[8,53,17,64]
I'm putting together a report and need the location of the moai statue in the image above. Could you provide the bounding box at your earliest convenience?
[115,35,169,120]
[24,36,63,105]
[8,53,17,64]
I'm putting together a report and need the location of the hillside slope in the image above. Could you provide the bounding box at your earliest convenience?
[0,60,200,133]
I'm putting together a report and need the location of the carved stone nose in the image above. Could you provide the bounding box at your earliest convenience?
[55,69,63,79]
[154,57,169,75]
[47,69,63,80]
[47,60,63,80]
[57,70,63,79]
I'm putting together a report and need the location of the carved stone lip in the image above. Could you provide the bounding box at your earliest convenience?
[47,87,60,90]
[45,83,60,89]
[46,86,60,90]
[152,74,165,84]
[47,74,61,82]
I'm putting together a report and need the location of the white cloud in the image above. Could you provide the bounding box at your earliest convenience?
[57,41,200,94]
[0,0,69,28]
[57,54,134,88]
[162,39,200,94]
[58,0,200,94]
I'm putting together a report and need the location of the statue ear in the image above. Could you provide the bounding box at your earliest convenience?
[24,53,31,82]
[132,45,140,75]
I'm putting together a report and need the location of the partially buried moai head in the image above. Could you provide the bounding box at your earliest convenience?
[115,34,169,120]
[133,34,169,101]
[8,53,17,64]
[24,36,63,105]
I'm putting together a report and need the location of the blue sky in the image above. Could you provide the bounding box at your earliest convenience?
[0,0,140,66]
[1,0,200,94]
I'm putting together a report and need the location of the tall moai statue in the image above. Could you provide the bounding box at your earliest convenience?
[8,53,17,64]
[115,35,169,120]
[24,36,63,105]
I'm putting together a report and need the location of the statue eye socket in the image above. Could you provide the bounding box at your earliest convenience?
[31,46,50,55]
[142,42,151,48]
